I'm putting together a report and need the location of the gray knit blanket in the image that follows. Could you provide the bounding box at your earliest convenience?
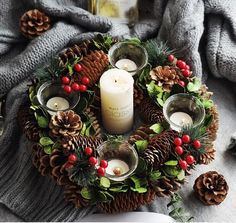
[1,0,236,221]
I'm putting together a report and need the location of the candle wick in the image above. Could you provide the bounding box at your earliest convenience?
[115,80,117,83]
[54,103,58,109]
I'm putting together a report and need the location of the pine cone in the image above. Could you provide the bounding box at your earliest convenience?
[198,85,213,100]
[18,105,41,142]
[139,97,164,124]
[97,189,156,213]
[31,144,52,176]
[61,135,104,154]
[80,50,109,87]
[207,105,219,142]
[64,182,90,208]
[194,171,229,205]
[58,40,94,67]
[49,149,70,185]
[151,177,182,197]
[49,110,83,138]
[143,130,178,169]
[85,108,102,138]
[199,144,216,165]
[134,86,144,107]
[20,9,51,39]
[128,125,154,145]
[150,66,179,92]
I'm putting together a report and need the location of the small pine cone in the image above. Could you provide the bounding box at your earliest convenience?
[49,110,83,138]
[206,105,219,142]
[150,66,179,92]
[31,144,52,176]
[64,182,90,208]
[134,86,144,107]
[152,177,182,197]
[199,144,216,165]
[61,135,104,154]
[128,125,154,145]
[85,108,102,138]
[20,9,51,39]
[139,97,164,124]
[143,130,178,169]
[198,84,213,100]
[194,171,229,205]
[80,50,109,87]
[97,189,156,213]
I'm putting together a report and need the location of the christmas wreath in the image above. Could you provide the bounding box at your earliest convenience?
[18,35,219,215]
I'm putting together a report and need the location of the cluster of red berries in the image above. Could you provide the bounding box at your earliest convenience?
[173,135,201,170]
[65,153,78,169]
[61,63,90,94]
[167,54,192,87]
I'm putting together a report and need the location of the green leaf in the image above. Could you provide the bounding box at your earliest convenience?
[44,145,52,155]
[81,187,92,200]
[135,140,148,153]
[149,170,162,181]
[165,160,178,166]
[177,169,185,181]
[130,176,141,189]
[131,187,147,193]
[146,81,156,95]
[202,99,214,109]
[80,123,87,136]
[40,137,54,146]
[67,64,73,76]
[164,166,181,177]
[187,78,201,92]
[109,186,128,193]
[150,123,164,134]
[156,98,164,107]
[135,157,147,175]
[37,116,49,128]
[163,92,170,102]
[100,177,111,188]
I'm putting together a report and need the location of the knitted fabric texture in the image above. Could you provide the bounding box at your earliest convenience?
[1,0,236,221]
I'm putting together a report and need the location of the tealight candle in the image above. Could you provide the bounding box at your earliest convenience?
[169,112,193,127]
[46,97,70,115]
[106,159,130,176]
[100,68,134,134]
[115,59,138,73]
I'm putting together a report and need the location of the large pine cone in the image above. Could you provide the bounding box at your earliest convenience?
[151,177,182,197]
[85,108,102,138]
[97,189,156,213]
[18,105,41,142]
[49,110,83,138]
[80,50,109,87]
[143,130,178,169]
[20,9,51,39]
[150,66,179,92]
[207,105,219,142]
[199,144,216,165]
[139,97,164,124]
[193,171,229,205]
[61,135,104,154]
[64,182,90,208]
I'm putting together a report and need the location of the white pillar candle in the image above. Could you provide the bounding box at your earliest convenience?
[115,59,137,75]
[100,68,134,134]
[170,112,193,130]
[46,97,70,116]
[106,159,130,176]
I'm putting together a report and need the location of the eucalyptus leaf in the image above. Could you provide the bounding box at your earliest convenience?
[81,187,92,200]
[44,145,52,155]
[130,176,141,189]
[149,170,162,181]
[39,137,54,146]
[156,98,164,107]
[37,116,49,128]
[177,169,185,181]
[150,123,164,134]
[100,177,110,188]
[165,160,178,166]
[187,78,201,92]
[131,187,147,193]
[135,140,148,153]
[164,166,181,177]
[202,99,214,109]
[109,186,128,193]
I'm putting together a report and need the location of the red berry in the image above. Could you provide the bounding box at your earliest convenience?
[177,60,186,69]
[185,155,195,165]
[62,76,70,85]
[65,162,74,170]
[81,76,90,86]
[84,147,93,156]
[79,84,87,92]
[182,134,191,144]
[182,69,191,77]
[71,82,80,91]
[89,157,97,166]
[68,154,77,164]
[100,160,108,168]
[74,63,82,72]
[64,85,72,94]
[185,65,190,70]
[179,160,188,170]
[175,146,184,155]
[97,167,106,176]
[174,137,182,146]
[193,140,201,149]
[178,80,185,87]
[168,54,175,62]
